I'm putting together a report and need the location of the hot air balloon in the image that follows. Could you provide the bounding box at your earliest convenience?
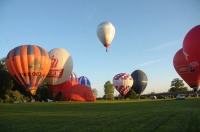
[6,45,51,95]
[131,70,148,96]
[60,72,78,101]
[45,48,73,99]
[97,21,115,52]
[78,76,91,88]
[183,25,200,72]
[113,73,133,96]
[173,48,200,96]
[66,72,78,88]
[65,84,96,102]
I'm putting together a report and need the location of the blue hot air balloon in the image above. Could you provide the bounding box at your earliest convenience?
[78,76,91,88]
[131,70,148,96]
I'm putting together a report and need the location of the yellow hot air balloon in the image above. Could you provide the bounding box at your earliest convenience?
[6,45,51,95]
[97,21,115,52]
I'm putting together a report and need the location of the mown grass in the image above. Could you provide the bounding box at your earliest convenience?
[0,98,200,132]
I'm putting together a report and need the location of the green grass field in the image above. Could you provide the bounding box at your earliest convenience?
[0,98,200,132]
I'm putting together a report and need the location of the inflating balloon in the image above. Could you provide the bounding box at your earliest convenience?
[97,21,115,52]
[45,48,73,98]
[6,45,51,95]
[183,25,200,72]
[173,48,200,94]
[78,76,91,88]
[60,72,78,101]
[131,70,148,95]
[65,84,96,102]
[66,72,78,88]
[113,73,133,96]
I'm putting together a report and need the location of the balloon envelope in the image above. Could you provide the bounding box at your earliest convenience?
[173,48,200,89]
[60,72,79,101]
[113,73,133,96]
[183,25,200,72]
[97,21,115,51]
[65,84,96,102]
[66,72,78,88]
[131,70,148,95]
[78,76,91,88]
[6,45,51,95]
[45,48,73,85]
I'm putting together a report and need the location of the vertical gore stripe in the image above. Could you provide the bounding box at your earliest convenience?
[6,51,11,59]
[14,46,21,56]
[39,47,46,56]
[27,45,34,55]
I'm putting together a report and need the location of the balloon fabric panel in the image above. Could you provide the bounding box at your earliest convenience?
[78,76,91,88]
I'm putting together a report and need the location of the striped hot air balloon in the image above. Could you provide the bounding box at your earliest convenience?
[113,73,133,96]
[6,45,51,95]
[78,76,91,88]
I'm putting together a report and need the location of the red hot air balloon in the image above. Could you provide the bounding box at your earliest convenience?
[173,48,200,95]
[183,25,200,72]
[65,84,96,102]
[6,45,51,95]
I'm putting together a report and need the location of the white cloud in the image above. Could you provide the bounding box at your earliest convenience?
[148,39,182,51]
[137,60,161,67]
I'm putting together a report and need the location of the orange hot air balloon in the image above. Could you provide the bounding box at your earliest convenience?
[6,45,51,95]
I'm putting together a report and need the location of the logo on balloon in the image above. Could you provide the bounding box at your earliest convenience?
[28,59,43,70]
[50,55,59,68]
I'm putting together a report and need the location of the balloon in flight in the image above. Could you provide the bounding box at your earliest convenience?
[131,70,148,95]
[113,73,133,96]
[97,21,115,52]
[6,45,51,95]
[183,25,200,73]
[173,48,200,92]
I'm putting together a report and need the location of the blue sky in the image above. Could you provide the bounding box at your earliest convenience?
[0,0,200,97]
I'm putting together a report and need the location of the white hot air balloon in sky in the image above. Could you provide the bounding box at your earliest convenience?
[97,21,115,52]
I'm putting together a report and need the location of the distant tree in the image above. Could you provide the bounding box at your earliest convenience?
[0,57,7,71]
[104,81,114,100]
[169,78,188,92]
[0,58,14,99]
[92,88,98,98]
[4,90,24,103]
[124,89,137,99]
[35,81,53,101]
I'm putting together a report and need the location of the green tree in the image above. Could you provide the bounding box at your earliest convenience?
[169,78,188,92]
[92,88,98,98]
[0,57,7,71]
[35,81,53,101]
[124,89,137,99]
[104,81,114,100]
